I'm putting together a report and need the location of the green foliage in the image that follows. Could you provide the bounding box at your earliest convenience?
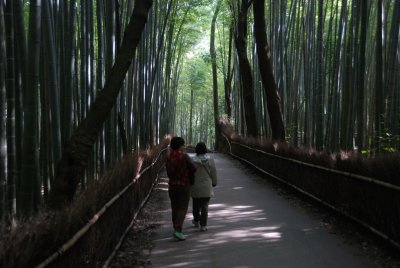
[171,0,229,148]
[175,50,215,144]
[361,129,399,155]
[379,129,399,153]
[178,57,211,105]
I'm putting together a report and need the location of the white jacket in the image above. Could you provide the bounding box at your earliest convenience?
[190,154,218,198]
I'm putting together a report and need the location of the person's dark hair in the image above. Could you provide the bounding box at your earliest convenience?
[195,142,207,155]
[170,136,185,150]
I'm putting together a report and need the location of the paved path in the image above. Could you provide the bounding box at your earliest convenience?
[148,153,374,268]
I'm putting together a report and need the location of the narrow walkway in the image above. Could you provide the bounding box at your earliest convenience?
[149,153,374,267]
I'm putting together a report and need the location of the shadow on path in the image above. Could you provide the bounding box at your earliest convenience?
[149,153,374,268]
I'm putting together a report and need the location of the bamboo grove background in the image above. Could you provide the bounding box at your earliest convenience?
[0,0,399,224]
[218,0,399,151]
[0,0,202,222]
[174,0,399,153]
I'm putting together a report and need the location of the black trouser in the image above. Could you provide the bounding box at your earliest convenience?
[192,197,211,227]
[168,185,190,232]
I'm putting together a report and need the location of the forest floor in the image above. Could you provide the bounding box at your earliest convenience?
[109,154,400,268]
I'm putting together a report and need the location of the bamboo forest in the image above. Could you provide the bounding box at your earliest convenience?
[0,0,399,266]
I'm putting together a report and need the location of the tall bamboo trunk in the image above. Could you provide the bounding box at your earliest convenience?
[315,0,325,149]
[42,0,61,178]
[49,0,153,208]
[20,0,41,217]
[210,1,221,149]
[253,0,286,142]
[375,0,384,152]
[235,0,258,137]
[13,0,26,187]
[5,0,17,221]
[356,0,367,151]
[385,0,400,149]
[189,85,194,144]
[224,25,233,119]
[0,0,7,225]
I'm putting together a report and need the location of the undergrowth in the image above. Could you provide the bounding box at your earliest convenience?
[219,118,400,186]
[0,138,170,268]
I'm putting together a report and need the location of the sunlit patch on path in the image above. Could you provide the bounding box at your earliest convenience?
[149,154,375,268]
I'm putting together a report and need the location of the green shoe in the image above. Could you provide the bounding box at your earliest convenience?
[173,231,186,241]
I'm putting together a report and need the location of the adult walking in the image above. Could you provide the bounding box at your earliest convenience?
[165,137,196,241]
[191,142,218,231]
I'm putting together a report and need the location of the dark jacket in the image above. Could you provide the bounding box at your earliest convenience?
[166,150,196,186]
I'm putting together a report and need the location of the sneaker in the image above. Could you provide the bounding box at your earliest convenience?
[192,220,199,228]
[200,226,207,232]
[173,231,186,241]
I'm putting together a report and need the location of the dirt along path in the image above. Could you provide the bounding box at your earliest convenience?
[110,153,399,268]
